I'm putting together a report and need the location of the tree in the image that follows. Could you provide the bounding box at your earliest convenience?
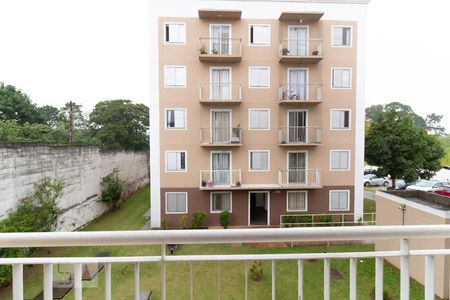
[89,100,149,151]
[365,109,445,188]
[426,113,445,136]
[38,105,60,127]
[60,101,85,144]
[366,102,426,129]
[0,83,42,124]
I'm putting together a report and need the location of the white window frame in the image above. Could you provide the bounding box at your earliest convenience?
[248,24,271,46]
[248,67,270,89]
[165,192,188,214]
[331,25,352,48]
[330,109,351,131]
[164,108,187,130]
[286,191,308,212]
[329,190,350,212]
[248,150,270,172]
[330,150,351,171]
[331,67,352,89]
[165,150,187,172]
[209,24,233,55]
[287,150,309,177]
[163,22,186,45]
[209,66,232,100]
[210,192,233,213]
[164,65,186,88]
[248,109,270,131]
[210,150,233,177]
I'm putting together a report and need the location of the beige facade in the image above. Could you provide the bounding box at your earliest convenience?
[151,1,367,228]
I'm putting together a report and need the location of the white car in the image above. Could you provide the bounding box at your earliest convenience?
[364,174,389,187]
[405,180,447,192]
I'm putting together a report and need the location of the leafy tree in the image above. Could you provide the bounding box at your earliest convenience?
[0,83,42,124]
[426,113,445,136]
[60,101,85,144]
[366,102,426,129]
[100,168,124,210]
[38,105,61,127]
[90,100,149,151]
[365,109,445,188]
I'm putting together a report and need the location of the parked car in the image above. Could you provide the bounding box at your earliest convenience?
[405,180,447,192]
[435,185,450,197]
[364,174,389,187]
[388,179,416,190]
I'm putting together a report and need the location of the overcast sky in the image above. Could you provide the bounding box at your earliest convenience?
[0,0,449,128]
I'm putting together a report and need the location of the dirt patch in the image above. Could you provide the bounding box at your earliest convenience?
[330,268,343,280]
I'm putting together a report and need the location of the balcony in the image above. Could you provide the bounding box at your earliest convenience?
[200,127,242,147]
[278,39,323,64]
[278,126,322,146]
[199,83,242,104]
[198,37,242,62]
[4,225,447,300]
[200,169,242,190]
[278,83,323,104]
[278,169,322,188]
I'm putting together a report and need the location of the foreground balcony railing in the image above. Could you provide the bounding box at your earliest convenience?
[200,127,242,146]
[278,39,323,63]
[278,83,323,103]
[2,225,450,300]
[200,169,242,189]
[281,212,376,227]
[199,83,242,103]
[198,37,242,62]
[278,126,322,145]
[278,169,322,188]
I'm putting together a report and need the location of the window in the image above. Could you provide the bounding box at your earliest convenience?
[249,24,270,46]
[331,110,350,130]
[332,68,351,89]
[166,192,187,214]
[164,66,186,87]
[164,23,186,44]
[211,192,232,213]
[332,26,351,47]
[249,150,269,171]
[329,190,349,211]
[166,151,186,172]
[287,191,307,212]
[249,109,270,130]
[330,150,350,171]
[165,109,186,129]
[249,67,270,88]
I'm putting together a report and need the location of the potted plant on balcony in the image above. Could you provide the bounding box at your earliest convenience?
[236,181,241,187]
[211,49,219,55]
[201,180,207,187]
[312,50,320,56]
[198,45,207,54]
[282,48,290,56]
[207,180,214,188]
[231,125,241,144]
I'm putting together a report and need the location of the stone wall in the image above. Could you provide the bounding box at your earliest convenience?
[0,143,149,231]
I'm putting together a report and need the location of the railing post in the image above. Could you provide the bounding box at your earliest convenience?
[199,84,202,100]
[161,243,166,300]
[349,258,357,300]
[43,263,53,300]
[298,259,303,300]
[135,262,140,300]
[190,261,194,300]
[12,264,24,300]
[105,263,112,300]
[74,263,82,300]
[400,239,409,300]
[217,261,220,300]
[425,255,435,300]
[272,260,276,300]
[324,258,330,300]
[244,261,248,300]
[375,257,384,300]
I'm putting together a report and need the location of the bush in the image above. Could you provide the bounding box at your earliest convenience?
[161,218,168,230]
[191,211,206,229]
[0,177,63,287]
[100,168,123,209]
[249,261,263,282]
[219,211,231,228]
[317,214,333,226]
[179,214,188,229]
[282,215,312,227]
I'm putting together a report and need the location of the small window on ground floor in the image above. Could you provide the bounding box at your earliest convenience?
[287,191,307,212]
[329,190,349,211]
[211,192,232,213]
[166,192,187,214]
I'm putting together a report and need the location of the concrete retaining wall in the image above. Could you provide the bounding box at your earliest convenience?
[0,143,149,231]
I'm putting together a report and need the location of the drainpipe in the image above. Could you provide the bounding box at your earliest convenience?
[399,204,406,225]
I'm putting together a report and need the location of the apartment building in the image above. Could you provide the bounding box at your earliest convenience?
[150,0,368,228]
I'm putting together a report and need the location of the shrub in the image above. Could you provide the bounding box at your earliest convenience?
[317,214,333,226]
[282,215,312,227]
[219,211,231,228]
[191,211,206,229]
[249,261,263,282]
[100,168,123,209]
[179,214,188,229]
[161,218,168,230]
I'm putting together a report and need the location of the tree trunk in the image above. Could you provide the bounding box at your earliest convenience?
[391,175,397,190]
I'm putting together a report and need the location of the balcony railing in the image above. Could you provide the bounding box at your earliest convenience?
[200,127,242,146]
[278,83,323,103]
[198,37,242,62]
[199,83,242,103]
[280,213,376,227]
[278,126,322,145]
[278,38,323,63]
[200,169,242,188]
[2,225,450,300]
[278,169,322,187]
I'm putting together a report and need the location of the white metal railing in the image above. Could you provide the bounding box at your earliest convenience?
[199,82,242,102]
[2,225,450,300]
[198,37,242,56]
[280,212,376,227]
[279,38,323,57]
[278,126,322,144]
[278,169,322,187]
[278,83,323,102]
[200,126,242,145]
[200,169,242,188]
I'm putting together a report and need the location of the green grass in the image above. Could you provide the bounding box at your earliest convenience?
[364,187,378,193]
[364,198,376,214]
[0,186,426,300]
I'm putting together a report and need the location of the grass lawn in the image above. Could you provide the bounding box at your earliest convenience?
[364,187,378,193]
[0,186,425,300]
[364,198,376,214]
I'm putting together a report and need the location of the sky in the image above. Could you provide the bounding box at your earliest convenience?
[0,0,449,128]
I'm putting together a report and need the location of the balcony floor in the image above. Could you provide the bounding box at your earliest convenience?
[199,55,242,62]
[199,100,242,105]
[279,56,323,64]
[278,143,321,147]
[279,100,322,105]
[201,143,242,147]
[200,183,322,190]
